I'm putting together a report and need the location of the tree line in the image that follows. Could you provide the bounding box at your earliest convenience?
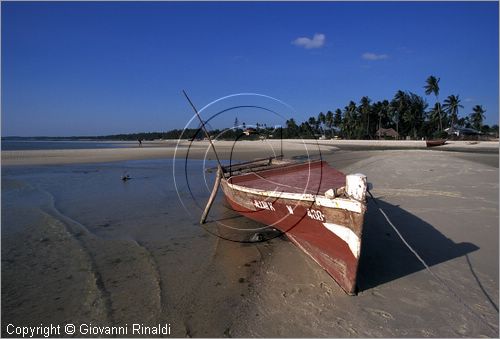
[282,75,496,140]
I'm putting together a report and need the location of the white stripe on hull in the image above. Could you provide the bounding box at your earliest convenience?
[225,181,363,213]
[322,222,361,258]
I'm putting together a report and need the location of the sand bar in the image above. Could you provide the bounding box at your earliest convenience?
[2,139,498,166]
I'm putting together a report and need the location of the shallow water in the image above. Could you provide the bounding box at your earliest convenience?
[1,140,138,151]
[2,159,276,336]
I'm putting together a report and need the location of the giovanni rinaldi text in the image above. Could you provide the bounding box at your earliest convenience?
[5,323,172,337]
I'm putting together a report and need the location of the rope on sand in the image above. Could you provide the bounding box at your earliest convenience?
[367,189,498,335]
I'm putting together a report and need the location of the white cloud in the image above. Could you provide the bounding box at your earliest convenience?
[465,97,474,102]
[362,52,389,60]
[292,33,325,49]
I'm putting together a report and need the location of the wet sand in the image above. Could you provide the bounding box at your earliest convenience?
[2,143,498,337]
[231,150,499,337]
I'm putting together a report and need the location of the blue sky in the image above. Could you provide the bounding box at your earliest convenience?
[2,1,498,136]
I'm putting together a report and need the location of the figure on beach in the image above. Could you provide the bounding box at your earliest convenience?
[138,138,143,147]
[121,170,131,181]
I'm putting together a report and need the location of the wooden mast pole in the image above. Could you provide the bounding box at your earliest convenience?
[182,90,224,224]
[200,166,222,224]
[182,90,224,171]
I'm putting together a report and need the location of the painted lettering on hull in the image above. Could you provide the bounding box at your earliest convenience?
[253,200,276,211]
[307,209,325,221]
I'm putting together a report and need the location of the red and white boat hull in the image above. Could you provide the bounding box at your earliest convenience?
[220,171,367,295]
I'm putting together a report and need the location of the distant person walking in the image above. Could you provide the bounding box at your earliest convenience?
[138,138,143,147]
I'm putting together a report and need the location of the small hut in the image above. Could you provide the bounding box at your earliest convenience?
[376,127,399,139]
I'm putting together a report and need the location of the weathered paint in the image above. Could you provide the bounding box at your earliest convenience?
[225,182,364,214]
[322,222,361,258]
[346,174,367,202]
[219,160,367,295]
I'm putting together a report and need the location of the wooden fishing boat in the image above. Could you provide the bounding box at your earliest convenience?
[182,90,368,295]
[426,139,447,147]
[206,157,368,295]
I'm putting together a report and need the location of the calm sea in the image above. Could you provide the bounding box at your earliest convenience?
[1,140,138,151]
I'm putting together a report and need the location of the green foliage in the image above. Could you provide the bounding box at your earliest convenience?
[470,105,486,131]
[424,75,440,97]
[443,94,464,127]
[433,130,448,139]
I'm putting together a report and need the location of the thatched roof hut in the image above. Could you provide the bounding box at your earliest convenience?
[376,128,399,139]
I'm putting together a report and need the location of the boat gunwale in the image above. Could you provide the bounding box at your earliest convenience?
[222,179,365,214]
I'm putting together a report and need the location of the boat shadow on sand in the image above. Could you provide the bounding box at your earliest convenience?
[207,197,479,293]
[357,198,479,292]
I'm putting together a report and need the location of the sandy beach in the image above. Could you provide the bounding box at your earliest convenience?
[2,140,498,337]
[2,139,498,166]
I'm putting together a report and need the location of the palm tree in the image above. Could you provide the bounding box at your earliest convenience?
[443,94,464,127]
[428,102,442,132]
[300,121,315,137]
[333,109,342,129]
[424,75,443,131]
[470,105,486,131]
[390,90,408,137]
[307,116,317,134]
[340,106,350,139]
[359,96,371,138]
[341,101,357,139]
[283,118,299,138]
[317,112,326,135]
[325,111,334,137]
[285,118,299,138]
[374,100,390,133]
[403,92,427,139]
[457,116,471,128]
